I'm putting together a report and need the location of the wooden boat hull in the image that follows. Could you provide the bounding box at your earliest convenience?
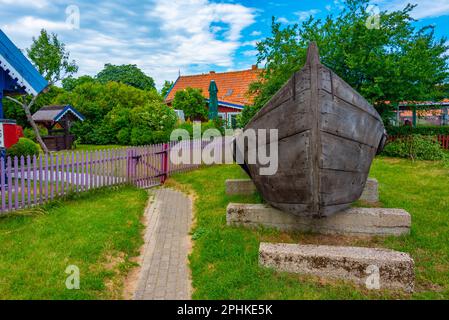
[237,43,386,218]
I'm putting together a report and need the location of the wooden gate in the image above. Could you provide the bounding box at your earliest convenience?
[127,144,169,189]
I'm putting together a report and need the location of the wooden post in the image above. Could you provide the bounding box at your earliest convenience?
[161,143,169,184]
[64,118,70,150]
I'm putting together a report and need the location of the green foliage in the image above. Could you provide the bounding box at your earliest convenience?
[161,80,174,97]
[53,81,175,145]
[239,0,449,127]
[62,75,95,91]
[174,120,224,139]
[172,87,208,121]
[387,125,449,136]
[7,138,41,158]
[2,86,65,128]
[95,64,156,91]
[107,101,178,145]
[382,135,447,160]
[23,127,49,142]
[27,29,78,83]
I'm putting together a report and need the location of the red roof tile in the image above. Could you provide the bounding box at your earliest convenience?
[165,66,262,107]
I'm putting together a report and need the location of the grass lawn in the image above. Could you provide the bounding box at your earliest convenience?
[0,186,148,300]
[166,157,449,300]
[74,144,124,152]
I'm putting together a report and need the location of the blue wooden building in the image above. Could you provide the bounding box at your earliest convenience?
[0,29,48,118]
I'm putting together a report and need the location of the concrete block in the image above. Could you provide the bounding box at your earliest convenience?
[360,178,379,203]
[259,243,414,292]
[227,204,411,237]
[226,178,379,203]
[226,179,257,196]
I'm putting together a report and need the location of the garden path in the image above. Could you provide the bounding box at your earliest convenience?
[134,188,193,300]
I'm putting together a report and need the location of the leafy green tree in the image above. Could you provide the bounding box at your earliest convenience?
[172,87,207,121]
[239,0,449,127]
[96,64,156,91]
[27,29,78,83]
[6,29,78,153]
[53,81,175,145]
[161,80,174,97]
[62,75,95,91]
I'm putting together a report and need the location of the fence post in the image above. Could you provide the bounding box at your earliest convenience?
[126,148,132,184]
[161,143,169,184]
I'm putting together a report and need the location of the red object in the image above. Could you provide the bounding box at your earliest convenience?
[1,121,24,148]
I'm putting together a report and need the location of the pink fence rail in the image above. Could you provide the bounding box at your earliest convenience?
[0,138,227,214]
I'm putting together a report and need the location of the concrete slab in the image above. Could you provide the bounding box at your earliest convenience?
[259,243,414,292]
[226,178,380,203]
[227,204,411,237]
[226,179,257,196]
[360,178,379,203]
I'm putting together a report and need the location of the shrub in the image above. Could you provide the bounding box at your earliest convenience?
[387,125,449,136]
[7,138,41,158]
[23,127,49,142]
[174,120,224,139]
[172,87,208,121]
[382,135,448,161]
[54,81,168,145]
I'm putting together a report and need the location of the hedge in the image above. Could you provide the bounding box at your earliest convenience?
[387,126,449,136]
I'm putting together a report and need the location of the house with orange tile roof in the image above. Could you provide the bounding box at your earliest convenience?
[165,65,261,126]
[395,100,449,126]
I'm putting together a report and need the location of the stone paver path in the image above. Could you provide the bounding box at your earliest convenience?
[134,188,193,300]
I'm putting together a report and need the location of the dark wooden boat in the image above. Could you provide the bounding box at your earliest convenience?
[237,42,387,218]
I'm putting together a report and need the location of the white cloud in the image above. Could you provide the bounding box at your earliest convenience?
[1,0,257,89]
[2,16,71,39]
[250,31,262,36]
[373,0,449,19]
[0,0,49,8]
[295,9,321,22]
[243,50,258,57]
[142,0,256,85]
[276,17,291,24]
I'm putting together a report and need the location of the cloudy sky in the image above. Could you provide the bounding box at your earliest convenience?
[1,0,448,88]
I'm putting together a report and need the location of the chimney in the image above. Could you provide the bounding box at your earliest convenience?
[252,65,258,70]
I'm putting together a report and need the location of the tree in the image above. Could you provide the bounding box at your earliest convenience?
[27,29,78,83]
[238,0,449,127]
[62,75,95,91]
[7,29,79,153]
[172,87,208,121]
[161,80,174,97]
[53,81,172,145]
[96,64,156,91]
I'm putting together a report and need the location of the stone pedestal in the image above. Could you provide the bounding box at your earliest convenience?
[227,203,411,237]
[259,243,415,292]
[226,178,380,203]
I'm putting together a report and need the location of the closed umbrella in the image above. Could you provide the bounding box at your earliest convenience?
[208,80,219,120]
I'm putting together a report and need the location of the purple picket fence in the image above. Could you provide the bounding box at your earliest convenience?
[0,138,227,214]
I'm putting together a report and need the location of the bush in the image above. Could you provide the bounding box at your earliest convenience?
[23,127,49,142]
[387,125,449,136]
[174,120,224,139]
[7,138,41,158]
[172,87,208,121]
[382,135,448,161]
[54,81,170,145]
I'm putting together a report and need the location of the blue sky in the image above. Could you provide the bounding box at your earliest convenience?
[1,0,448,88]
